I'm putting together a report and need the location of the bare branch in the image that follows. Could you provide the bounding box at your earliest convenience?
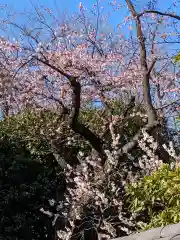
[34,91,69,113]
[156,98,180,110]
[34,57,74,79]
[138,10,180,21]
[122,121,159,154]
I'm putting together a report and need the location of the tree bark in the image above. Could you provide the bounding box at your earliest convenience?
[126,0,157,126]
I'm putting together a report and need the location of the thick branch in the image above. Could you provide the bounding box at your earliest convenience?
[126,0,157,125]
[147,59,157,76]
[36,57,106,163]
[68,77,106,163]
[138,10,180,21]
[68,77,81,127]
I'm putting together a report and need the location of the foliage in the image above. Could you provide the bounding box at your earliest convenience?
[0,98,176,239]
[0,110,49,155]
[174,52,180,64]
[0,102,153,239]
[0,100,146,156]
[0,138,65,240]
[126,164,180,230]
[0,108,77,156]
[80,100,146,137]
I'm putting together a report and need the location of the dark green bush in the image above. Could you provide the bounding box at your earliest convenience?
[0,138,65,239]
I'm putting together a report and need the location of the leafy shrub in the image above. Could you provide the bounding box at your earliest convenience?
[174,51,180,64]
[0,100,147,162]
[0,101,169,239]
[125,164,180,230]
[0,109,63,156]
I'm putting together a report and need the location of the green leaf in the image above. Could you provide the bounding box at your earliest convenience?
[174,52,180,64]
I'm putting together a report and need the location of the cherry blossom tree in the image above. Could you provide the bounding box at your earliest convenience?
[0,1,179,239]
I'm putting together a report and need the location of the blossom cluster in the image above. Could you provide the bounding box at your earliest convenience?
[138,129,163,172]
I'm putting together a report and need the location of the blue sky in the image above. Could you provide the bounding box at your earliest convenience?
[1,0,178,44]
[1,0,179,28]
